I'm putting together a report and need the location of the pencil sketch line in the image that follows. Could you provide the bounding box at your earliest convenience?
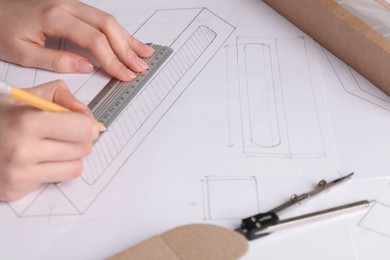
[80,26,217,185]
[357,201,390,240]
[227,36,325,158]
[202,176,259,220]
[322,48,390,111]
[5,7,235,217]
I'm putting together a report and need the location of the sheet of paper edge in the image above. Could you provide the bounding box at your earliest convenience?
[108,224,248,260]
[262,0,390,96]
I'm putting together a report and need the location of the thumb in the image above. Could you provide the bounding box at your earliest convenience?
[29,80,90,114]
[19,43,94,74]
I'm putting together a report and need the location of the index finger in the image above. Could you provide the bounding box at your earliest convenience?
[28,110,99,143]
[44,12,136,81]
[69,3,155,58]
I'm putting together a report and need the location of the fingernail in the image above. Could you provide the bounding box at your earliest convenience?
[144,44,155,54]
[136,57,149,70]
[122,68,136,80]
[76,60,94,73]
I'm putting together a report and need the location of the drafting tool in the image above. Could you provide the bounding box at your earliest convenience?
[0,80,106,132]
[88,44,173,128]
[235,173,370,240]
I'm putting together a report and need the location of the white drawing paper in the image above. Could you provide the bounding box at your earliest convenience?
[0,1,389,259]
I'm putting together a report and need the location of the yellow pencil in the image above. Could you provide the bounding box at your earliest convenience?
[0,80,106,132]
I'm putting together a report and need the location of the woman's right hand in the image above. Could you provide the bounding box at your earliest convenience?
[0,80,99,201]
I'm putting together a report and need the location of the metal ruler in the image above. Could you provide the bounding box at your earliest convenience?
[88,44,173,128]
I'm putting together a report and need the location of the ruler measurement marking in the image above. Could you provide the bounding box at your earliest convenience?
[89,44,173,128]
[82,26,218,184]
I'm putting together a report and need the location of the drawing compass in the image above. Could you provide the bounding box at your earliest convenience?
[235,173,370,240]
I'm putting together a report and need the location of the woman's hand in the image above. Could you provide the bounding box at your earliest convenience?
[0,80,99,201]
[0,0,154,81]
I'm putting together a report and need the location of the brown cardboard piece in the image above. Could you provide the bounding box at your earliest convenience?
[109,224,248,260]
[377,0,390,10]
[263,0,390,96]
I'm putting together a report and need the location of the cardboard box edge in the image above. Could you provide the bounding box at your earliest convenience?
[263,0,390,96]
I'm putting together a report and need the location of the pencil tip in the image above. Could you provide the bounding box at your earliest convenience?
[98,122,106,132]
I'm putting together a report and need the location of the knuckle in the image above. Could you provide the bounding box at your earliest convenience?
[89,31,107,48]
[127,35,140,50]
[101,55,122,75]
[101,13,118,28]
[42,4,66,22]
[124,44,137,58]
[9,110,36,134]
[0,109,38,142]
[50,54,66,71]
[108,55,121,66]
[4,146,28,164]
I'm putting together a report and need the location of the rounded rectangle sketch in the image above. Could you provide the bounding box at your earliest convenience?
[5,8,235,217]
[244,43,280,147]
[227,36,326,158]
